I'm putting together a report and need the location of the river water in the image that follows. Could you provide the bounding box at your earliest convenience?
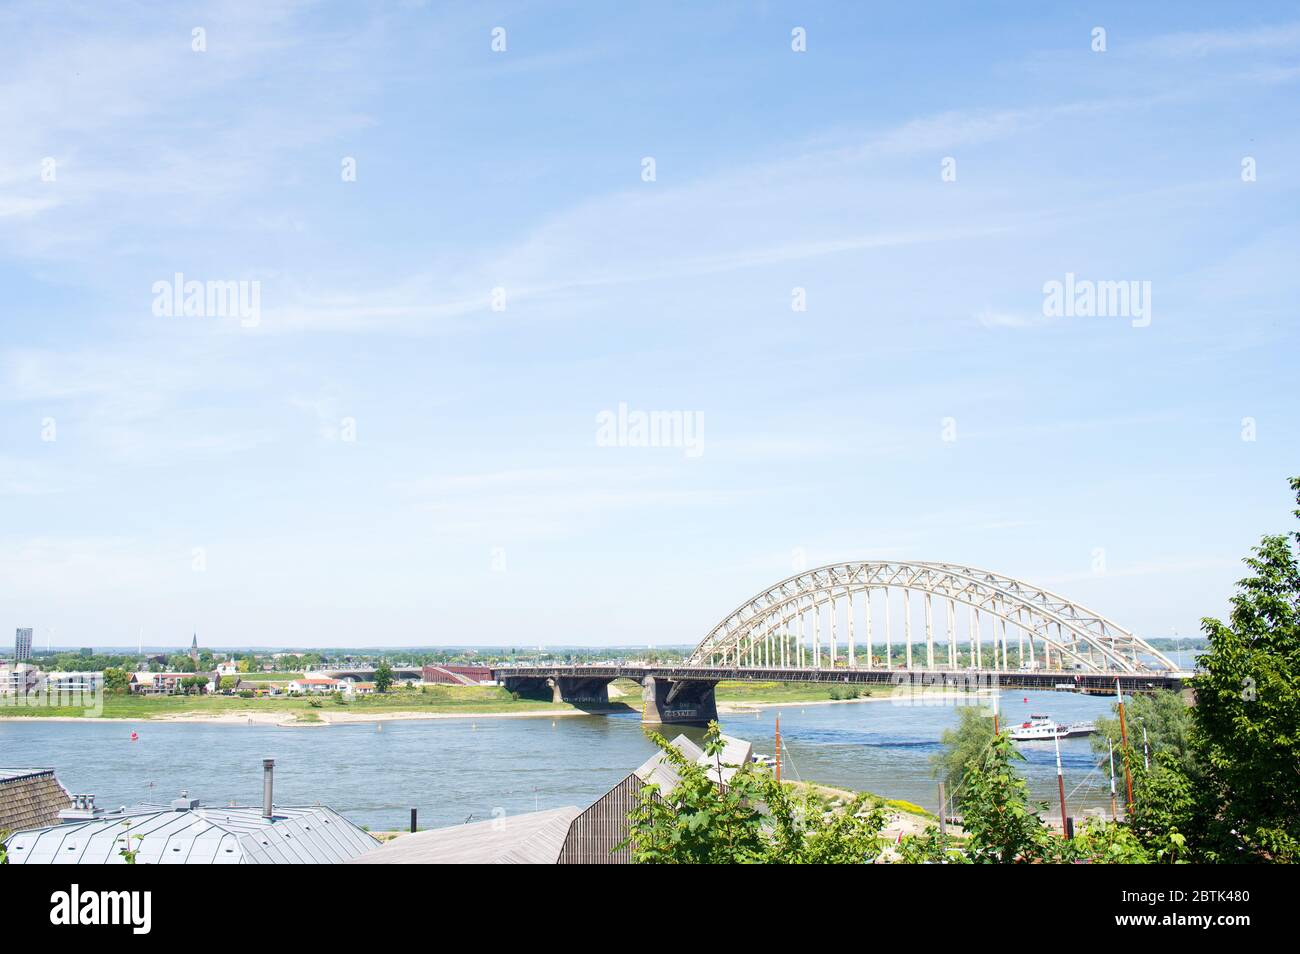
[0,690,1124,831]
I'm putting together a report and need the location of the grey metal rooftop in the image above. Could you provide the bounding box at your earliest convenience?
[3,803,379,864]
[634,733,752,790]
[349,806,580,864]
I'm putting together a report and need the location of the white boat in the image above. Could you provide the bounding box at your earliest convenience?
[1010,716,1067,741]
[1010,715,1097,741]
[750,754,778,768]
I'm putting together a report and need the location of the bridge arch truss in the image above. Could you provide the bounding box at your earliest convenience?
[688,561,1177,674]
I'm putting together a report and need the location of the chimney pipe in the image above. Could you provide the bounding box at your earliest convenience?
[262,758,275,819]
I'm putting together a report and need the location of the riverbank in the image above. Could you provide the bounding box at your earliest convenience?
[0,685,612,725]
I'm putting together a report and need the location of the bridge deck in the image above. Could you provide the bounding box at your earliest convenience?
[493,666,1190,694]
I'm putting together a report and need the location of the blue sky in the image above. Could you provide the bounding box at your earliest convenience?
[1,1,1296,649]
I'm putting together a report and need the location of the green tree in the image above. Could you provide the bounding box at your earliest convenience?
[1189,476,1300,862]
[931,706,996,801]
[766,789,887,864]
[957,733,1050,863]
[103,668,130,694]
[373,662,394,693]
[1054,818,1154,864]
[1126,751,1201,857]
[895,827,967,864]
[178,675,209,695]
[621,722,887,864]
[1091,689,1195,775]
[623,725,767,863]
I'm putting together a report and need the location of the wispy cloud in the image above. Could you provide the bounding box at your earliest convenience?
[1142,21,1300,57]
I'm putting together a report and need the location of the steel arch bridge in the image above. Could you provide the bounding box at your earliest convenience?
[688,560,1178,674]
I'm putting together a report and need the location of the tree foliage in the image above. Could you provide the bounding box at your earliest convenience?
[1185,476,1300,862]
[1126,751,1201,856]
[1098,476,1300,863]
[102,667,130,694]
[621,722,887,864]
[955,732,1050,863]
[373,662,395,693]
[1092,689,1195,775]
[904,727,1184,864]
[930,705,995,800]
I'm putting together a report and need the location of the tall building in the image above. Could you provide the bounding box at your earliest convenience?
[14,628,32,662]
[190,633,199,664]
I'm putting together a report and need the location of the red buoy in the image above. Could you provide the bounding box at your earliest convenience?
[130,731,138,741]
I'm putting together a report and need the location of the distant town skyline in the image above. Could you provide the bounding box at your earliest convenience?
[3,3,1297,648]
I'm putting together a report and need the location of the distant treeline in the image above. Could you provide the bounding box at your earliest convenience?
[1145,637,1208,651]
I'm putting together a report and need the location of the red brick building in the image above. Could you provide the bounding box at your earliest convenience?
[421,665,493,686]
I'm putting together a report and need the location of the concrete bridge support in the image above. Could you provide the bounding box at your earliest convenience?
[555,677,612,706]
[502,676,555,702]
[502,675,611,707]
[641,676,718,726]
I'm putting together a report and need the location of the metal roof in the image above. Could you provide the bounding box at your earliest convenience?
[349,806,580,864]
[634,733,752,790]
[634,734,704,792]
[3,804,379,864]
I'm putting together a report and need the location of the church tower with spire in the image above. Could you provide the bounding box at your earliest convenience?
[190,633,198,665]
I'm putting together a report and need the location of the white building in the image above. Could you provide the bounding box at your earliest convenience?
[43,671,103,694]
[0,664,41,695]
[288,677,340,695]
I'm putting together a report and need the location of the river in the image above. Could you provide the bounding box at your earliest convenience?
[0,689,1125,831]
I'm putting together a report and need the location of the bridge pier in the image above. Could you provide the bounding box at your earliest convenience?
[502,675,610,707]
[554,676,611,706]
[502,676,555,702]
[641,676,718,726]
